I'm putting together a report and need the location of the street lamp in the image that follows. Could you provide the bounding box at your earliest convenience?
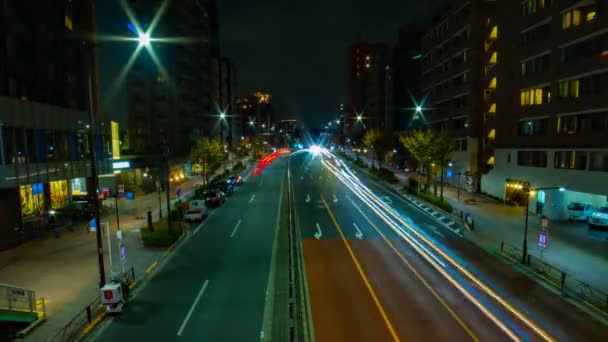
[138,33,151,47]
[219,111,226,145]
[415,105,423,114]
[521,186,566,264]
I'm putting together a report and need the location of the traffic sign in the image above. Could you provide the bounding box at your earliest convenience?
[89,218,97,232]
[538,230,548,248]
[117,185,125,196]
[120,243,126,262]
[125,191,135,200]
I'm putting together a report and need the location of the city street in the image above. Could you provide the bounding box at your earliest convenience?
[290,151,607,341]
[90,156,287,341]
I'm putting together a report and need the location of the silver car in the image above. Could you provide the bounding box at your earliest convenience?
[588,205,608,229]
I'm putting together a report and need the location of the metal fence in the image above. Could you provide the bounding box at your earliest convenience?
[0,283,37,314]
[47,267,136,342]
[499,242,608,314]
[47,296,102,342]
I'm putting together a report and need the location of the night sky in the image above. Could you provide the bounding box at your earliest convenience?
[97,0,454,128]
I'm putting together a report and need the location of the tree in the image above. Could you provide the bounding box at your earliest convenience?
[231,138,252,158]
[401,130,454,198]
[433,134,454,200]
[363,129,391,169]
[191,138,224,184]
[400,130,435,192]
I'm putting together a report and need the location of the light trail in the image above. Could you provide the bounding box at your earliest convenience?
[319,154,556,342]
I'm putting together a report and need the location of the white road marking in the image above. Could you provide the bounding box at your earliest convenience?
[230,219,242,238]
[314,223,323,240]
[333,194,338,203]
[427,225,446,238]
[305,194,311,203]
[249,194,256,204]
[353,223,363,240]
[177,280,210,336]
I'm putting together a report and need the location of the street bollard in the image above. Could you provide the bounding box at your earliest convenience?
[86,305,92,323]
[147,211,153,232]
[560,273,566,290]
[500,241,504,252]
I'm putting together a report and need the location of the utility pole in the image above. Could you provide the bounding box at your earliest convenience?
[86,45,106,287]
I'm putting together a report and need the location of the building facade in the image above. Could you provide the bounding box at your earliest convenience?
[420,0,495,191]
[127,0,219,157]
[393,28,424,133]
[483,0,608,220]
[347,42,394,138]
[0,0,115,250]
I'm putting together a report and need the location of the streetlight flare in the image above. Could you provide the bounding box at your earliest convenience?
[138,33,151,46]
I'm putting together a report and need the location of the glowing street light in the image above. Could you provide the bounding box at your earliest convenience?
[356,115,363,122]
[219,112,226,120]
[415,105,423,114]
[138,32,151,47]
[249,121,254,126]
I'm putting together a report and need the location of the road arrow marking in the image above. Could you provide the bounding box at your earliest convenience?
[427,225,445,238]
[230,219,242,238]
[305,194,311,203]
[314,223,323,240]
[353,223,363,240]
[333,194,339,203]
[249,194,256,204]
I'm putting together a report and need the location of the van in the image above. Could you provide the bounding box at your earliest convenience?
[567,202,593,222]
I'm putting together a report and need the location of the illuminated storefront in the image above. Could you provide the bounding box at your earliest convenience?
[20,183,44,217]
[50,180,68,209]
[71,177,87,195]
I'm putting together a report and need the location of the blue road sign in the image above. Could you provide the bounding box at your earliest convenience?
[125,191,135,200]
[89,218,97,232]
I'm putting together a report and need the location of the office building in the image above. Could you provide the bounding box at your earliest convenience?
[420,0,496,191]
[483,0,608,220]
[0,0,116,250]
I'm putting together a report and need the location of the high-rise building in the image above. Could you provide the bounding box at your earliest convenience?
[235,91,274,136]
[482,0,608,220]
[0,0,116,250]
[420,0,496,191]
[347,42,394,138]
[126,0,219,157]
[393,27,424,133]
[213,57,238,145]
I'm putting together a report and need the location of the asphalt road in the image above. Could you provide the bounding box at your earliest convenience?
[290,151,608,341]
[91,156,287,341]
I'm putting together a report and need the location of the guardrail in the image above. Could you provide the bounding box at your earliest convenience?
[500,241,608,314]
[287,157,313,342]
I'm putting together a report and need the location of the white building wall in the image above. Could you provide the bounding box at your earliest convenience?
[483,148,608,220]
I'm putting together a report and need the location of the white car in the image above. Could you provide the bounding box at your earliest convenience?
[183,208,208,222]
[588,205,608,229]
[567,202,593,222]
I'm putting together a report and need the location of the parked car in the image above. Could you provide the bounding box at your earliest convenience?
[228,175,243,185]
[567,202,593,222]
[589,205,608,229]
[183,207,208,222]
[204,189,225,207]
[212,181,234,196]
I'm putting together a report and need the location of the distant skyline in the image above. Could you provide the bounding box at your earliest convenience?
[96,0,455,129]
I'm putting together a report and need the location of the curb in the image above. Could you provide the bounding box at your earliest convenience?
[78,230,187,341]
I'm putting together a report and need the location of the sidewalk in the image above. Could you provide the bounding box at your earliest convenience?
[0,159,246,341]
[344,152,608,293]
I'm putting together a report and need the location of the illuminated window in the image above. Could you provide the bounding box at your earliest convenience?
[489,103,496,113]
[520,86,549,106]
[64,15,73,31]
[50,180,68,210]
[587,11,596,21]
[489,26,498,40]
[535,88,543,104]
[488,129,496,139]
[487,156,495,166]
[489,52,497,64]
[489,77,497,89]
[558,80,579,98]
[562,9,582,29]
[20,184,45,217]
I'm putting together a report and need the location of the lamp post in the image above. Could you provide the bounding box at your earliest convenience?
[84,31,152,287]
[522,186,565,264]
[219,112,226,145]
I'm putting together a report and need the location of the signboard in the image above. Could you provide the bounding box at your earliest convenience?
[120,243,126,262]
[117,185,125,196]
[538,230,548,248]
[89,218,97,232]
[116,229,123,240]
[102,188,110,197]
[125,191,135,201]
[112,161,131,170]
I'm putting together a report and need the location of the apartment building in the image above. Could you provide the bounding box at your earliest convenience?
[483,0,608,220]
[420,0,496,191]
